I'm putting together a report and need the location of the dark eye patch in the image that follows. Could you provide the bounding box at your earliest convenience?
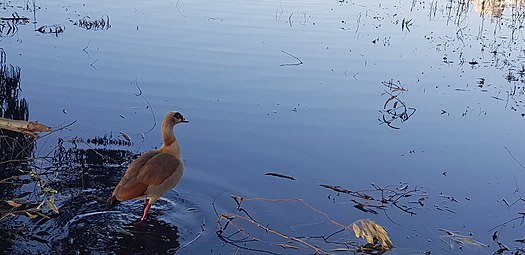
[174,112,182,119]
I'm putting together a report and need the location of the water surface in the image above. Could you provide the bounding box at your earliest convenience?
[1,0,525,254]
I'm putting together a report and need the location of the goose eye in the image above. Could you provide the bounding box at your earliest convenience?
[174,113,182,119]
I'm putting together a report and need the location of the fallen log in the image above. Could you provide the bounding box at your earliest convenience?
[0,117,51,137]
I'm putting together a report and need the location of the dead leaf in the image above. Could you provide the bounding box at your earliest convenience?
[6,200,22,207]
[352,219,393,250]
[47,195,59,214]
[120,131,131,142]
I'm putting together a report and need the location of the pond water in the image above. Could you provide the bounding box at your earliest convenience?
[1,0,525,254]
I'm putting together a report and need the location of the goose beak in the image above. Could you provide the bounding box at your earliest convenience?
[181,118,189,123]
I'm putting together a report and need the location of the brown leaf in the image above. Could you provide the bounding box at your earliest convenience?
[6,200,21,207]
[352,219,394,250]
[27,122,51,132]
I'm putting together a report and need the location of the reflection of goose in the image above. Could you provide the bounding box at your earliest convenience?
[107,112,188,222]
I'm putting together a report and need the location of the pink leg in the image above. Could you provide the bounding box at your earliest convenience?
[140,201,152,222]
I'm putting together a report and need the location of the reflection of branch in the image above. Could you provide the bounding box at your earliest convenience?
[0,13,30,38]
[489,214,525,232]
[176,220,205,251]
[0,48,5,63]
[401,18,413,32]
[321,183,426,216]
[133,80,156,135]
[1,12,29,22]
[36,24,65,36]
[504,146,525,170]
[72,15,111,31]
[379,80,416,129]
[82,41,98,70]
[275,1,283,21]
[279,50,303,67]
[217,195,393,255]
[489,177,525,254]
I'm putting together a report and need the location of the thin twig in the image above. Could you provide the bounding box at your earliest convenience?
[133,80,157,135]
[504,146,525,170]
[177,220,205,251]
[219,213,326,254]
[279,50,303,67]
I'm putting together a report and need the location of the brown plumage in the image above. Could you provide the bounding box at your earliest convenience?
[107,111,188,222]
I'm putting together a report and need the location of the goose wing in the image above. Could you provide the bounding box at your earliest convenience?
[111,151,181,201]
[136,153,181,185]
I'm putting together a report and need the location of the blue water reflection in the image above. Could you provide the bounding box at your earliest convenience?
[1,0,525,254]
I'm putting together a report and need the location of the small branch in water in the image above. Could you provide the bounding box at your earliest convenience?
[82,40,91,56]
[82,40,98,70]
[275,1,283,21]
[264,172,296,180]
[133,80,156,135]
[134,82,142,96]
[177,220,205,251]
[217,195,394,254]
[355,12,362,35]
[279,50,303,67]
[0,117,51,137]
[288,12,293,28]
[89,59,98,71]
[321,183,425,215]
[504,146,525,170]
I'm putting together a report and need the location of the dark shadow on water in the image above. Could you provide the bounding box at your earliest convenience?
[47,187,180,255]
[0,50,182,253]
[0,55,35,254]
[1,140,182,254]
[0,60,32,162]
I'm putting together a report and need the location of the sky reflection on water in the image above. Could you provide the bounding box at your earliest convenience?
[1,0,525,254]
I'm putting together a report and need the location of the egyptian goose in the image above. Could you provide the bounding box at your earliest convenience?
[107,111,188,222]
